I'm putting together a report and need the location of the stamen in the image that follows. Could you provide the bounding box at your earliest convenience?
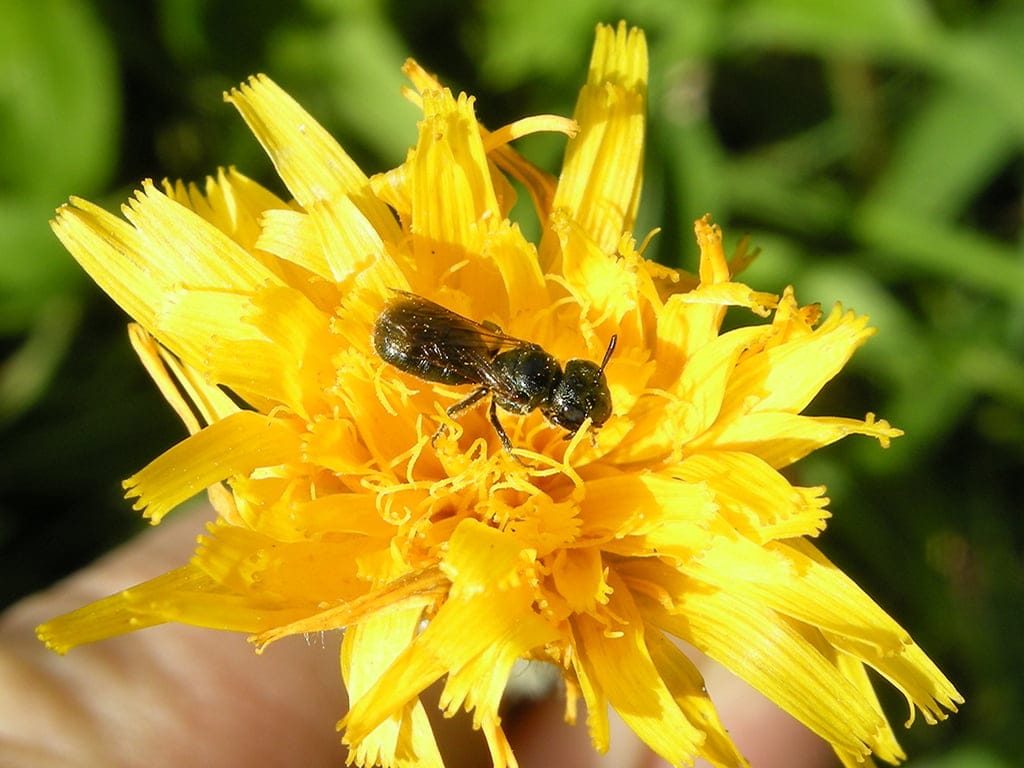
[484,115,579,152]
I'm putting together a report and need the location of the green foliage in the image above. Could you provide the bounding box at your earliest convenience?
[2,0,1018,762]
[0,0,117,420]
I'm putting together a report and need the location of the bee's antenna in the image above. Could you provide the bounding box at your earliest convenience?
[599,335,617,372]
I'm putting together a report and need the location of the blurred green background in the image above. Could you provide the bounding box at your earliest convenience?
[1,0,1019,765]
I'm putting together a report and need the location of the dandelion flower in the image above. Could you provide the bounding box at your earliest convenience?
[39,22,961,768]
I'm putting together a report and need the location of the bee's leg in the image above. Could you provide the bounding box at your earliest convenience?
[433,387,489,446]
[447,387,489,418]
[488,398,515,455]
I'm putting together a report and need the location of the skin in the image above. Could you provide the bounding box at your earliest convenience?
[0,506,836,768]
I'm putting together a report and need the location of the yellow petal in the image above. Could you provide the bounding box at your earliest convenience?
[162,168,287,252]
[192,519,367,604]
[254,569,448,649]
[719,305,875,419]
[477,219,549,319]
[216,283,339,416]
[548,23,647,258]
[696,411,903,469]
[550,546,610,613]
[127,324,240,435]
[124,411,303,523]
[666,325,767,437]
[823,631,963,728]
[256,207,334,281]
[675,451,830,541]
[548,210,651,339]
[122,179,280,290]
[830,651,904,765]
[684,536,914,654]
[36,566,199,653]
[410,89,498,249]
[439,629,553,768]
[344,581,551,746]
[641,572,883,761]
[344,521,556,745]
[577,473,717,561]
[342,609,445,768]
[52,181,286,375]
[35,565,314,653]
[678,215,734,348]
[571,579,707,766]
[645,631,749,768]
[226,75,400,281]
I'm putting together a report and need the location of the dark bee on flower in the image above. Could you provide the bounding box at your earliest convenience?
[373,291,616,453]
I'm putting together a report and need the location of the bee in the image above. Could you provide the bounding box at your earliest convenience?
[373,291,616,453]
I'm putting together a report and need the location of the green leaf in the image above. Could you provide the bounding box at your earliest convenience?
[476,0,613,85]
[728,0,941,61]
[866,82,1016,219]
[0,0,118,331]
[268,0,415,162]
[0,0,119,196]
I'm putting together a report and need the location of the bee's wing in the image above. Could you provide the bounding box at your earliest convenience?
[380,292,527,387]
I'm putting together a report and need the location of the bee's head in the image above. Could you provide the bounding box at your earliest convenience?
[542,335,616,433]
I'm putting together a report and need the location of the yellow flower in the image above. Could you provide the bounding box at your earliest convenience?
[38,22,961,768]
